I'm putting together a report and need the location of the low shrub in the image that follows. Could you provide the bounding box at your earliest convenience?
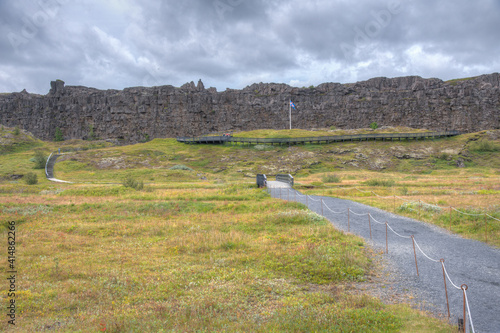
[397,202,442,213]
[369,122,378,130]
[322,173,341,183]
[271,210,328,226]
[122,176,144,190]
[363,179,395,187]
[438,152,451,160]
[254,145,274,151]
[170,164,194,171]
[32,151,47,169]
[469,140,500,152]
[25,172,38,185]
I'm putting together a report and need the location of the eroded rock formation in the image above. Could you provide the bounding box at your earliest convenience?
[0,74,499,143]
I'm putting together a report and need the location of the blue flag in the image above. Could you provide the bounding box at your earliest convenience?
[290,100,296,109]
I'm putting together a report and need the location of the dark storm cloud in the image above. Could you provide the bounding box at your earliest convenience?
[0,0,498,94]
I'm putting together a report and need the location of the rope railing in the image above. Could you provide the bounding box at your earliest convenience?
[297,183,499,238]
[386,223,412,239]
[314,184,496,217]
[451,207,485,216]
[269,186,476,331]
[369,214,386,225]
[277,179,496,248]
[442,262,475,332]
[413,238,440,263]
[486,214,500,222]
[442,261,462,290]
[463,289,476,333]
[323,202,345,214]
[349,210,369,216]
[307,195,321,202]
[370,191,393,199]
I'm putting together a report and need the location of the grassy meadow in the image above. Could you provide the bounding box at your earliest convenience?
[232,126,431,139]
[1,180,455,332]
[297,169,500,247]
[3,125,498,331]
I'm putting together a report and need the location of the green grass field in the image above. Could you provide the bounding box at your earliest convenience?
[0,183,453,332]
[2,125,498,331]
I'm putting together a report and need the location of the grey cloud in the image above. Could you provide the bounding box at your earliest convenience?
[0,0,499,94]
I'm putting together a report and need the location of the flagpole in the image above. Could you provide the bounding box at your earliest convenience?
[289,100,292,130]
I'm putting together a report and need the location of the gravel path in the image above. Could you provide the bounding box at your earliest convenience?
[267,181,500,333]
[45,153,72,183]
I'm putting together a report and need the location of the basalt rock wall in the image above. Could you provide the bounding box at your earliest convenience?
[1,74,499,143]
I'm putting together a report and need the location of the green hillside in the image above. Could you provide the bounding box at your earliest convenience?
[2,126,498,331]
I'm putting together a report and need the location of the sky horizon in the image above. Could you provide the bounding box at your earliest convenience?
[1,0,499,94]
[5,72,500,95]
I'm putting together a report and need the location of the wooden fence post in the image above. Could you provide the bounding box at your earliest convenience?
[411,236,419,276]
[348,208,350,232]
[385,222,388,254]
[449,206,452,231]
[484,210,488,243]
[368,214,372,239]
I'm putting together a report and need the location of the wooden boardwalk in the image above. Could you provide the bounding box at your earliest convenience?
[177,130,460,146]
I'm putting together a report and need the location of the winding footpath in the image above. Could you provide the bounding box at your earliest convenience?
[45,153,72,183]
[267,181,500,333]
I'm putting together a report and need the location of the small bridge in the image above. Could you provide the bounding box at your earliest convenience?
[256,174,294,188]
[177,130,460,146]
[276,174,294,187]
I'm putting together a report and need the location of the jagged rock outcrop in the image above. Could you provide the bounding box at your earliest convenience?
[0,74,499,143]
[49,79,66,96]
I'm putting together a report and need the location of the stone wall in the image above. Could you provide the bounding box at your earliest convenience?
[0,74,499,143]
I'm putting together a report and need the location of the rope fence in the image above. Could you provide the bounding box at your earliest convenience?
[268,186,476,332]
[296,183,498,244]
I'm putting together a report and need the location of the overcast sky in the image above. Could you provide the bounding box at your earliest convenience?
[1,0,499,94]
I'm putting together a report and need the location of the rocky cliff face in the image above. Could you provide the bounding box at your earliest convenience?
[1,74,499,143]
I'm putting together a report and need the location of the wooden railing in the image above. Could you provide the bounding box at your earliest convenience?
[177,131,460,145]
[276,174,294,186]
